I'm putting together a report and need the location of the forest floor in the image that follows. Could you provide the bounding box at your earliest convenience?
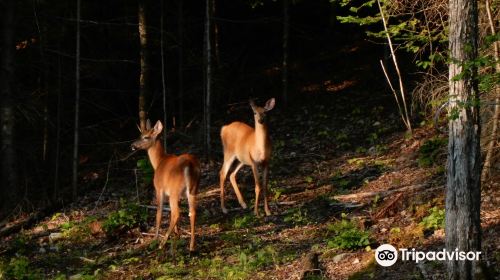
[1,43,500,280]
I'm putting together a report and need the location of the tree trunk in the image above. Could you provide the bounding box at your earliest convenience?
[481,0,499,182]
[0,0,17,218]
[204,0,212,158]
[282,0,289,105]
[72,0,81,200]
[177,0,184,128]
[446,0,482,279]
[138,0,150,131]
[160,0,167,147]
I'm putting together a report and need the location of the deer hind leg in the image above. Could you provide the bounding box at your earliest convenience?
[155,188,164,239]
[250,163,262,216]
[229,162,247,210]
[262,162,272,216]
[219,155,235,214]
[185,166,198,252]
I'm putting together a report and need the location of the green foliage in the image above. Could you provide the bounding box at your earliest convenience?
[327,214,371,250]
[417,137,447,167]
[1,256,43,280]
[233,214,258,229]
[194,245,278,279]
[420,207,445,230]
[103,199,148,236]
[137,158,153,185]
[284,207,310,226]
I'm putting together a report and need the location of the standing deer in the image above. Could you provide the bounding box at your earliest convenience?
[219,98,275,216]
[131,120,200,252]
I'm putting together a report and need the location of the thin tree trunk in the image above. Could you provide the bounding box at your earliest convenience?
[54,43,62,202]
[138,0,150,131]
[213,0,220,67]
[446,0,482,279]
[177,0,184,128]
[204,0,212,158]
[0,0,17,218]
[160,0,167,147]
[282,0,289,105]
[72,0,81,200]
[481,0,499,181]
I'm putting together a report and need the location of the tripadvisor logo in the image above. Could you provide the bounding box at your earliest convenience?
[375,244,482,267]
[375,244,398,267]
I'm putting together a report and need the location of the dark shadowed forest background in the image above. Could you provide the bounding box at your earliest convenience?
[0,0,499,279]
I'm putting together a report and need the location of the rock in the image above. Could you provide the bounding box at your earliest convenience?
[380,228,388,233]
[290,152,296,157]
[353,258,360,264]
[49,232,63,242]
[373,121,381,126]
[38,247,46,254]
[332,253,350,263]
[69,274,83,280]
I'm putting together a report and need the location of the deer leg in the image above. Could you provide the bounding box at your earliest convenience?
[250,163,261,217]
[155,189,164,239]
[160,197,180,250]
[188,194,197,252]
[219,156,235,214]
[229,162,247,210]
[185,167,198,252]
[262,163,272,216]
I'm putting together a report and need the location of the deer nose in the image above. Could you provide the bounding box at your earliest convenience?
[131,143,137,151]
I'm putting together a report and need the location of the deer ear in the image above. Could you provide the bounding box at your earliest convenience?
[264,98,275,111]
[152,120,163,136]
[146,119,152,130]
[249,99,257,110]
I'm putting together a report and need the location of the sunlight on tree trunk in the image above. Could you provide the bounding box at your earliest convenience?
[138,0,150,131]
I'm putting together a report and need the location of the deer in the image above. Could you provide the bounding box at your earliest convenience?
[131,119,200,252]
[219,98,276,216]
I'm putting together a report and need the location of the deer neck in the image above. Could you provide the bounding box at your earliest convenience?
[254,119,268,152]
[147,140,166,170]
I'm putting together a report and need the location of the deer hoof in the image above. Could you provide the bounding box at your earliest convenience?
[241,202,248,209]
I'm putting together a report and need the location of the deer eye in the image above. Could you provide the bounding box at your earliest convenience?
[143,136,151,140]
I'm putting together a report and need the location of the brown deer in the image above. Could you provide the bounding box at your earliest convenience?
[219,98,275,216]
[131,120,200,252]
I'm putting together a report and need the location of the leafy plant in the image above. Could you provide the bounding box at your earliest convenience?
[137,157,153,185]
[103,199,148,236]
[327,214,371,250]
[233,214,257,229]
[284,207,310,226]
[418,137,447,167]
[1,256,43,280]
[420,207,445,230]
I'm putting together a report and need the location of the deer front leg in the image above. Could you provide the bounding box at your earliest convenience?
[250,163,261,217]
[160,197,180,250]
[262,162,271,216]
[155,189,164,239]
[219,156,235,214]
[229,162,247,210]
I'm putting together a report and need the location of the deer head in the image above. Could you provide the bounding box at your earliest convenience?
[131,119,163,151]
[250,98,275,124]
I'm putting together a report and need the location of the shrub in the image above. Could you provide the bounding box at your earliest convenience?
[327,214,371,250]
[420,207,445,230]
[1,256,43,280]
[103,200,148,236]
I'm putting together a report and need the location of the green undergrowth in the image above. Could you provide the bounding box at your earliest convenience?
[326,213,372,250]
